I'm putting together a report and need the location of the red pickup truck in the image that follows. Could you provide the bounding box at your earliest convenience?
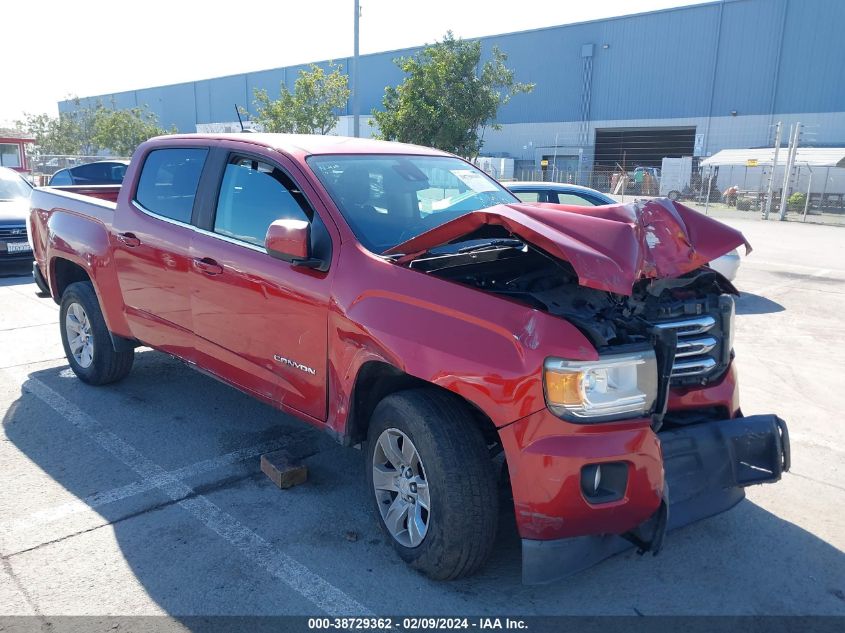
[29,134,789,583]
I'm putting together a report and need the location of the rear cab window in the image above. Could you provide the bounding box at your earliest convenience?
[134,148,208,223]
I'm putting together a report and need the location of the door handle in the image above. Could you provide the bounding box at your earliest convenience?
[193,257,223,275]
[117,232,140,248]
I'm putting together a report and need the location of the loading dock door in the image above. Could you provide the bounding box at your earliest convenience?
[594,127,696,168]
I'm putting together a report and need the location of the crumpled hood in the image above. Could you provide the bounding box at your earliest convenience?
[387,198,751,296]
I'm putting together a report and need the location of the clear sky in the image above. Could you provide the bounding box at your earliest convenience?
[2,0,705,127]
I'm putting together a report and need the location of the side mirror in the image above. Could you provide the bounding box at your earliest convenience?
[265,219,323,269]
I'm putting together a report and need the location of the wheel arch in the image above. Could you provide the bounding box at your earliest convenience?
[52,257,137,353]
[344,360,500,452]
[50,256,92,302]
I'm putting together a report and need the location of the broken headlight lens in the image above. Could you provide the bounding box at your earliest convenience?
[544,350,658,422]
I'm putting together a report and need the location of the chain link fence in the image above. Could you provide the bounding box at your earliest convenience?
[491,127,845,226]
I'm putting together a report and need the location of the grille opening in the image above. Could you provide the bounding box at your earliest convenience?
[653,310,730,386]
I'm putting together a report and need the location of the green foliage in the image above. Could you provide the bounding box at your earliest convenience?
[92,104,174,156]
[373,32,534,158]
[787,192,806,211]
[15,99,96,155]
[251,62,351,134]
[15,98,171,157]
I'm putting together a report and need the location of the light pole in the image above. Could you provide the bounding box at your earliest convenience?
[352,0,360,137]
[762,121,781,220]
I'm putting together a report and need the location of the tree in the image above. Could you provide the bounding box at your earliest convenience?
[251,62,351,134]
[373,32,533,158]
[92,103,173,156]
[15,99,171,157]
[15,102,95,156]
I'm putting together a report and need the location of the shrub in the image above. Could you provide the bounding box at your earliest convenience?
[788,192,806,212]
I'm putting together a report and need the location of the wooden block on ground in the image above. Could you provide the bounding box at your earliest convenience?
[261,450,307,489]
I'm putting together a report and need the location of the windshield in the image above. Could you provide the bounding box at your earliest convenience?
[0,169,33,201]
[308,154,517,253]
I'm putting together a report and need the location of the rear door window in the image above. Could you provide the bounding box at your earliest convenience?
[135,148,208,223]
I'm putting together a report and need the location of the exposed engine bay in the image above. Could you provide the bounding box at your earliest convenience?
[410,240,737,392]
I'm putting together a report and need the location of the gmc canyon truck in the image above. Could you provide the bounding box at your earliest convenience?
[29,134,789,583]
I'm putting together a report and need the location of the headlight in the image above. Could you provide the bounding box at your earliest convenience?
[544,350,658,422]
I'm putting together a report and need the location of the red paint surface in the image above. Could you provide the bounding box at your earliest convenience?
[502,364,740,540]
[30,134,750,541]
[51,185,121,203]
[500,411,664,540]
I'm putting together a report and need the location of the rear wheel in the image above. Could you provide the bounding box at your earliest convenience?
[60,281,134,385]
[366,389,498,580]
[667,190,681,201]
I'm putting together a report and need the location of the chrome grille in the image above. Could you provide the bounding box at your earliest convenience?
[653,315,721,380]
[0,226,27,240]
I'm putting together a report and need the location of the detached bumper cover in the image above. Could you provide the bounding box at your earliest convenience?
[522,414,790,584]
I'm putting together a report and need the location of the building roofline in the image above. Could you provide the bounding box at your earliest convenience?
[61,0,739,106]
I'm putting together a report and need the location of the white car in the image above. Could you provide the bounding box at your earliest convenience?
[507,181,741,281]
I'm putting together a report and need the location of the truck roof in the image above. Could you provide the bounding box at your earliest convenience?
[150,133,452,158]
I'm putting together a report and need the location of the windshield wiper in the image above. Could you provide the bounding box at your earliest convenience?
[456,238,525,254]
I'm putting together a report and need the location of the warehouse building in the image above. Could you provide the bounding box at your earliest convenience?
[61,0,845,184]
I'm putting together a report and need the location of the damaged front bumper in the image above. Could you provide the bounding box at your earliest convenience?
[518,414,790,584]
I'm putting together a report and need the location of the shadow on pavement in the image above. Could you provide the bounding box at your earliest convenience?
[0,261,33,282]
[3,352,844,617]
[736,292,785,315]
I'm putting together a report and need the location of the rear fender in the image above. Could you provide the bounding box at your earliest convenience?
[45,212,130,337]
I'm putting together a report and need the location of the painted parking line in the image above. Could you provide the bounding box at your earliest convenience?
[3,438,294,532]
[7,371,371,616]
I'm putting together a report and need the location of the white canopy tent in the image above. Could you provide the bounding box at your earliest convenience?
[698,148,845,214]
[701,147,845,168]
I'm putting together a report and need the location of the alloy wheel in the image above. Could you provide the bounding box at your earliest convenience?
[372,428,430,548]
[65,302,94,368]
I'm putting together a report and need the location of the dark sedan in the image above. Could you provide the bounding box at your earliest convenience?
[49,160,129,186]
[0,167,34,262]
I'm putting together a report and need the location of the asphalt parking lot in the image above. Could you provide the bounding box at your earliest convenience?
[1,217,844,618]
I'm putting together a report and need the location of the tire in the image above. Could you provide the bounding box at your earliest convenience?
[366,389,498,580]
[667,190,680,201]
[59,281,134,385]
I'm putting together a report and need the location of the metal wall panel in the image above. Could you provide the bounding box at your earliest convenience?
[587,4,721,121]
[775,0,845,114]
[58,0,845,135]
[204,74,249,124]
[245,68,288,115]
[709,0,785,119]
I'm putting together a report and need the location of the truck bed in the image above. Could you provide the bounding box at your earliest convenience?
[30,186,119,228]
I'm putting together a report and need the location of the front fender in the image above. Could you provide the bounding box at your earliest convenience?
[328,245,599,430]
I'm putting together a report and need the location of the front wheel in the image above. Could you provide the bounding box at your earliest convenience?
[60,281,134,385]
[667,190,681,201]
[367,389,498,580]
